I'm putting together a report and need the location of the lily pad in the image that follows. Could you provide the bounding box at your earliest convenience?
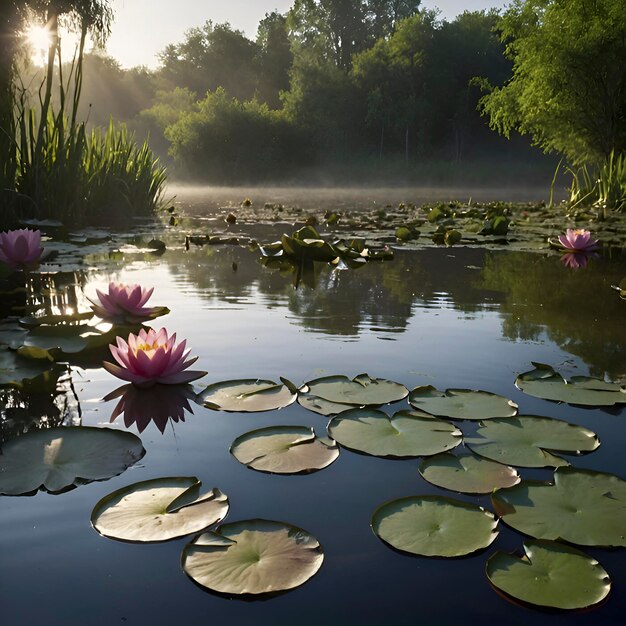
[328,409,462,458]
[0,347,63,390]
[91,477,229,542]
[199,378,297,412]
[408,386,518,420]
[302,374,408,407]
[465,415,600,468]
[419,453,520,494]
[372,495,499,557]
[492,468,626,547]
[182,519,324,595]
[515,363,626,406]
[0,427,145,495]
[230,426,339,474]
[297,392,359,416]
[486,540,611,610]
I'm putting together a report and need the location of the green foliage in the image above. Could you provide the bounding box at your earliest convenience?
[479,0,626,164]
[568,150,626,214]
[165,88,312,181]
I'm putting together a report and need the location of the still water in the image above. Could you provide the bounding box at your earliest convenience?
[0,189,624,625]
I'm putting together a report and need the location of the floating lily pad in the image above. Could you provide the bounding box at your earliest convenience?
[182,519,324,595]
[465,415,600,468]
[492,468,626,547]
[372,495,499,557]
[328,409,462,458]
[515,363,626,406]
[297,392,359,416]
[0,427,145,495]
[91,477,229,542]
[199,378,297,412]
[230,426,339,474]
[0,347,63,390]
[408,386,518,420]
[20,323,119,357]
[302,374,408,406]
[486,540,611,610]
[419,453,520,494]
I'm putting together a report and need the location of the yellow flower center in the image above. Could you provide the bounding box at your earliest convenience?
[135,341,165,355]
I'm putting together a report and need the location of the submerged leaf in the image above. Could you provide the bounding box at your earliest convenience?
[487,540,611,610]
[0,427,144,495]
[231,426,339,474]
[182,519,324,595]
[372,495,499,557]
[91,477,228,542]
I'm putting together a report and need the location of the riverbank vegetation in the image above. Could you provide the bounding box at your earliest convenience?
[2,0,625,225]
[0,1,166,229]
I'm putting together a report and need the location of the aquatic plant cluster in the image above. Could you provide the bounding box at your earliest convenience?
[0,222,624,613]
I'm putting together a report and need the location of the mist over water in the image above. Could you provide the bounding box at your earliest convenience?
[167,184,559,212]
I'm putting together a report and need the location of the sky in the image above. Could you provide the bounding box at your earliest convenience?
[104,0,508,69]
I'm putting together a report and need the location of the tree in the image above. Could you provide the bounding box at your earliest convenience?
[158,22,259,101]
[478,0,626,164]
[256,12,293,109]
[367,0,421,39]
[287,0,369,69]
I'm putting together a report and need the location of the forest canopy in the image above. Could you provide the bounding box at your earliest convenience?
[16,0,622,184]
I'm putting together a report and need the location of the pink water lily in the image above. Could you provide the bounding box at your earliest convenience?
[103,327,207,387]
[556,229,599,252]
[88,282,164,323]
[0,228,44,270]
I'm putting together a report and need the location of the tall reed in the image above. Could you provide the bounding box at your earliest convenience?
[567,150,626,217]
[2,15,166,228]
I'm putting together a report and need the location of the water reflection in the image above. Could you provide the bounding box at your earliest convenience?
[104,383,197,434]
[161,242,625,376]
[480,251,625,377]
[559,250,596,270]
[0,367,81,445]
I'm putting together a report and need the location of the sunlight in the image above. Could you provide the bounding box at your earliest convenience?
[24,22,84,66]
[25,24,53,64]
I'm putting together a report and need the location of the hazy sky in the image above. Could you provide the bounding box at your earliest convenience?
[105,1,508,68]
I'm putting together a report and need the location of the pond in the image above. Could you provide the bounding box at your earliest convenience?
[1,188,624,625]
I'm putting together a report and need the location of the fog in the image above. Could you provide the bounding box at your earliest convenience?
[166,184,561,213]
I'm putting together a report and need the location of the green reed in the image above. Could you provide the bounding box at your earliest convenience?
[2,20,166,228]
[568,150,626,217]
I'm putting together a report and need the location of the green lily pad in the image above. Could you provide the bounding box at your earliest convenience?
[230,426,339,474]
[297,392,359,416]
[419,453,520,494]
[515,363,626,406]
[182,519,324,595]
[328,409,462,458]
[492,468,626,547]
[372,495,499,557]
[486,540,611,610]
[199,378,297,412]
[408,386,518,420]
[465,415,599,468]
[0,347,63,390]
[91,477,229,542]
[0,427,145,495]
[20,323,120,357]
[302,374,408,406]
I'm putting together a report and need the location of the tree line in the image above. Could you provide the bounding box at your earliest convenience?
[12,0,626,191]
